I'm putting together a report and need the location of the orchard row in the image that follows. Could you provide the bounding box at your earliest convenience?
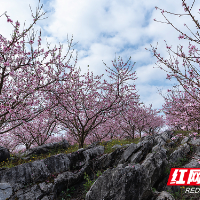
[0,0,199,154]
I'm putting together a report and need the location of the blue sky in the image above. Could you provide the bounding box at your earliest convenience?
[1,0,200,148]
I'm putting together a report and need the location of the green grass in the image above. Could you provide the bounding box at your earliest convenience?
[0,128,198,169]
[0,136,141,169]
[0,135,141,199]
[1,128,199,199]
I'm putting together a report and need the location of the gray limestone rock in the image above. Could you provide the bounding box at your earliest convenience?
[0,129,199,200]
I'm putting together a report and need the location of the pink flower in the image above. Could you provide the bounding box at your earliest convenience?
[7,18,13,23]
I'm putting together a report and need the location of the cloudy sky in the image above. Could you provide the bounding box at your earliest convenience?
[1,0,200,144]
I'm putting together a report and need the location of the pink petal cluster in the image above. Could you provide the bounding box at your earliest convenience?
[0,2,180,154]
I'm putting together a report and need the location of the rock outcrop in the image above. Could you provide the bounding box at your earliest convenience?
[0,130,199,200]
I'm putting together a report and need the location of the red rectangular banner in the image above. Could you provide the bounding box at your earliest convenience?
[167,168,200,186]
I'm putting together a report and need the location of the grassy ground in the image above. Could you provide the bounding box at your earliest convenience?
[0,136,141,169]
[0,128,199,199]
[0,135,141,199]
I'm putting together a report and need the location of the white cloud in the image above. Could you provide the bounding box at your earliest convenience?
[1,0,199,139]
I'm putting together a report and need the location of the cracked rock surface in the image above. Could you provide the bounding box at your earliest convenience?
[0,130,200,200]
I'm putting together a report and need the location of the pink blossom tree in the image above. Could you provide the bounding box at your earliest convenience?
[118,102,165,138]
[146,0,200,133]
[160,85,200,133]
[45,55,140,148]
[0,1,81,153]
